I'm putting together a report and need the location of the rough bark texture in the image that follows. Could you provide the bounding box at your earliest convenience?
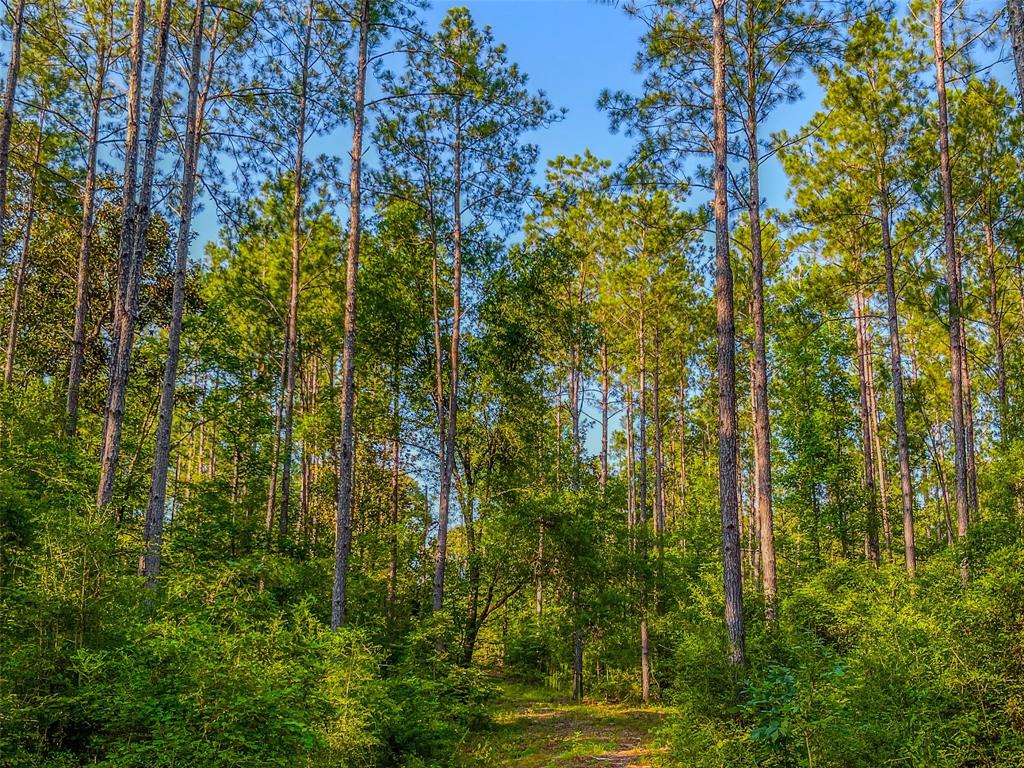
[97,0,172,508]
[933,0,970,580]
[1008,0,1024,100]
[332,0,369,628]
[141,0,206,589]
[712,0,745,668]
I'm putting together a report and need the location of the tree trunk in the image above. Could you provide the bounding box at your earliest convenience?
[854,288,881,566]
[331,0,368,629]
[1007,0,1024,100]
[712,0,745,667]
[985,219,1008,440]
[280,2,314,540]
[879,194,916,576]
[4,113,43,386]
[637,300,651,700]
[433,99,463,614]
[678,368,687,521]
[66,53,108,435]
[97,0,172,508]
[743,22,777,621]
[0,0,26,266]
[600,341,609,490]
[933,0,970,582]
[140,0,206,588]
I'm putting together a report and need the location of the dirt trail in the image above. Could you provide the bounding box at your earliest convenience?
[460,685,668,767]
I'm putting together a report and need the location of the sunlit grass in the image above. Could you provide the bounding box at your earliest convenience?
[460,682,668,767]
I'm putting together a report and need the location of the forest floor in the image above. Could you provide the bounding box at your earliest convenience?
[459,683,669,767]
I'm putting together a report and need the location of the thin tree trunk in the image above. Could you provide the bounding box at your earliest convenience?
[66,53,108,435]
[638,301,651,702]
[331,0,369,629]
[600,342,609,490]
[743,13,777,621]
[879,196,915,575]
[433,99,463,614]
[0,0,26,266]
[712,0,745,667]
[933,0,970,582]
[280,2,313,540]
[854,288,881,566]
[3,113,44,385]
[140,0,206,588]
[97,0,172,508]
[388,373,400,620]
[985,219,1008,440]
[678,367,687,520]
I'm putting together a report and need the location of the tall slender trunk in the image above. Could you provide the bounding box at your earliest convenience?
[959,308,979,517]
[66,51,108,435]
[141,0,206,588]
[865,350,892,557]
[4,112,44,385]
[626,385,636,535]
[97,0,172,508]
[878,194,916,575]
[854,288,881,566]
[387,370,400,619]
[678,367,687,520]
[1008,0,1024,100]
[745,48,776,623]
[331,0,369,629]
[637,300,651,702]
[433,100,463,614]
[712,0,745,667]
[280,2,314,540]
[985,219,1008,439]
[0,0,26,267]
[600,342,609,490]
[653,330,665,537]
[933,0,970,581]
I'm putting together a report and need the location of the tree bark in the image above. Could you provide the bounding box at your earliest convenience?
[432,99,463,614]
[140,0,206,589]
[1007,0,1024,101]
[878,195,916,575]
[985,220,1008,440]
[331,0,369,629]
[3,112,43,386]
[0,0,26,269]
[97,0,172,508]
[744,54,777,623]
[712,0,745,668]
[279,1,314,540]
[854,288,881,566]
[933,0,970,582]
[600,341,609,490]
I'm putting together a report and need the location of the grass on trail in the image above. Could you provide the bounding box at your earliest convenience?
[460,683,668,768]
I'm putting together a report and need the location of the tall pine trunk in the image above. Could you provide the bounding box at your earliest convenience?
[933,0,970,583]
[854,288,881,566]
[985,219,1008,439]
[0,0,26,271]
[332,0,369,628]
[97,0,172,508]
[432,100,463,614]
[141,0,206,588]
[712,0,745,667]
[4,113,43,385]
[879,193,916,575]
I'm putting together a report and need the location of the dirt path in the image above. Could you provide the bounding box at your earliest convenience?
[460,685,668,768]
